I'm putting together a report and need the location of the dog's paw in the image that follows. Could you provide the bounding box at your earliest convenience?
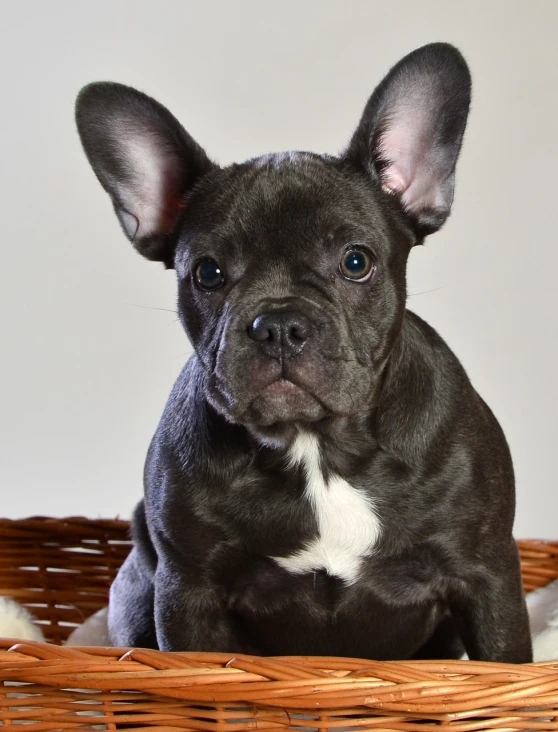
[0,596,45,642]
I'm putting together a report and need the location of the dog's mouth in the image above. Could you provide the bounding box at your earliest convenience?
[260,379,303,397]
[242,378,325,426]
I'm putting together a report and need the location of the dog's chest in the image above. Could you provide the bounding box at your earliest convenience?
[271,433,381,584]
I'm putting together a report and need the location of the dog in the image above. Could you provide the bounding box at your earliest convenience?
[75,42,532,662]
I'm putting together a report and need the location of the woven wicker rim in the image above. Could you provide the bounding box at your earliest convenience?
[1,518,558,730]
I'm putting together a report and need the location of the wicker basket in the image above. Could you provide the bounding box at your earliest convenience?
[1,518,558,730]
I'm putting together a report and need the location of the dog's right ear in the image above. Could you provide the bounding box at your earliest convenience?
[75,82,215,268]
[343,43,471,238]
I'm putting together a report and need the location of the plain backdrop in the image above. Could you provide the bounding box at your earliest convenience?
[1,1,556,537]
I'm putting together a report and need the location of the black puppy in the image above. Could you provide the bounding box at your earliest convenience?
[76,43,532,662]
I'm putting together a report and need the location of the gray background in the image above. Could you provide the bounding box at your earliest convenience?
[1,1,556,537]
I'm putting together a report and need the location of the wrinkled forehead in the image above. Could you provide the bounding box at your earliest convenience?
[176,151,389,264]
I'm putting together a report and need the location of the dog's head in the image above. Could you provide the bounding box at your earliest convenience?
[76,43,470,435]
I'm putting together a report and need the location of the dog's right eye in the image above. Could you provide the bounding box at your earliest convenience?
[339,247,376,283]
[194,258,225,291]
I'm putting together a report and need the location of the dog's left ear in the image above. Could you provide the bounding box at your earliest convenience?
[75,82,215,268]
[344,43,471,236]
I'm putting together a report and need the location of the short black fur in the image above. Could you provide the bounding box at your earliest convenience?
[76,43,532,662]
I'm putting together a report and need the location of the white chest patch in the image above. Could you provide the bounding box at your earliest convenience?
[271,433,381,584]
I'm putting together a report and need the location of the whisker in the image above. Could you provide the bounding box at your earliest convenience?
[408,286,445,297]
[127,303,178,314]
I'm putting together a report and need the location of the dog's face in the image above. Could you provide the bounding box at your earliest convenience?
[174,153,409,428]
[76,43,470,432]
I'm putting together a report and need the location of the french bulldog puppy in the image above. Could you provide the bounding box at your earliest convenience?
[76,43,532,662]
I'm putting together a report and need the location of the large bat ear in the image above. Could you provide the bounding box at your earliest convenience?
[344,43,471,237]
[75,82,215,268]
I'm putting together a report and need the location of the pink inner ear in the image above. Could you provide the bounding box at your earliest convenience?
[379,128,414,195]
[109,116,186,240]
[378,106,449,214]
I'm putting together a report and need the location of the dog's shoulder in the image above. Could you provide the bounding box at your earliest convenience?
[377,309,508,466]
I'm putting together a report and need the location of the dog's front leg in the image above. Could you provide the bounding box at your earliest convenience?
[154,560,243,653]
[108,547,158,648]
[453,541,532,663]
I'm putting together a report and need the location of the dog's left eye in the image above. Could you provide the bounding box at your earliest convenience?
[194,258,225,291]
[339,248,376,282]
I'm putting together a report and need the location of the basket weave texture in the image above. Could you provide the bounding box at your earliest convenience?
[1,517,558,731]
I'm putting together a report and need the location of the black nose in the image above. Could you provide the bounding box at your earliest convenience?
[248,309,314,359]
